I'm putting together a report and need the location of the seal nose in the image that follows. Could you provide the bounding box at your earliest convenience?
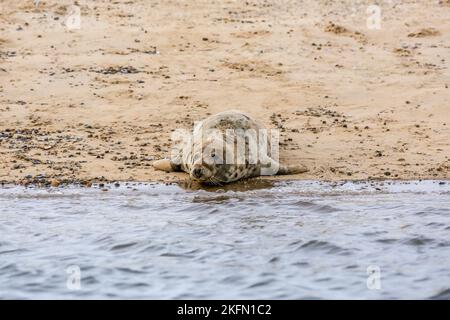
[192,168,202,179]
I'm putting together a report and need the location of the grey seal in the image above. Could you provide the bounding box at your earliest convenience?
[153,110,307,184]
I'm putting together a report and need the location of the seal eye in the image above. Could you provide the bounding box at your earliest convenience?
[211,151,216,158]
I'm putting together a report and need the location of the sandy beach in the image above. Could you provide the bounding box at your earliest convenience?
[1,0,449,185]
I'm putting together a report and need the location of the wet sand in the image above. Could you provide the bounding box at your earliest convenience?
[1,0,449,185]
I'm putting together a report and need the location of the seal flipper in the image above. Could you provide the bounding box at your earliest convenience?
[153,159,181,172]
[259,156,308,176]
[277,163,308,175]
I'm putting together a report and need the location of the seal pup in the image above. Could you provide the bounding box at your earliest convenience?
[153,110,307,185]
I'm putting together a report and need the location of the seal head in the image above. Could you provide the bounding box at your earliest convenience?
[187,134,227,184]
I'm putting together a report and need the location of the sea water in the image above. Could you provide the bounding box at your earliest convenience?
[0,180,449,299]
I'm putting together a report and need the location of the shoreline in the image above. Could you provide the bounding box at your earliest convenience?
[1,177,449,189]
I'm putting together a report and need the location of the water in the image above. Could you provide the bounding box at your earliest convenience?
[1,180,450,299]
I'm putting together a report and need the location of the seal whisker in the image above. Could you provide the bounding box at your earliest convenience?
[206,177,222,186]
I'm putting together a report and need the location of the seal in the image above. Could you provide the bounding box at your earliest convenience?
[153,110,307,185]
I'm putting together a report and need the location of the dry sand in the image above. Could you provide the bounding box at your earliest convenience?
[0,0,449,185]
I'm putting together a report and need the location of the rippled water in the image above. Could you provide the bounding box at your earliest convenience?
[1,180,450,299]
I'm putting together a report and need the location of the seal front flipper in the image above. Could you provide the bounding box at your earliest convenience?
[277,163,308,175]
[153,159,181,172]
[259,155,308,176]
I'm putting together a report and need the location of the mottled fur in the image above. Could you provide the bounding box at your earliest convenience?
[153,110,307,184]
